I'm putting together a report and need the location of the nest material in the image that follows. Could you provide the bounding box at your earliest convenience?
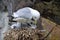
[4,28,44,40]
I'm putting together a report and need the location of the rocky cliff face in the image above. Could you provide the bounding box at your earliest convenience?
[33,0,60,24]
[0,12,9,40]
[1,0,60,17]
[2,0,35,12]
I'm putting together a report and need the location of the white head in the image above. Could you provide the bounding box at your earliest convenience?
[31,9,40,21]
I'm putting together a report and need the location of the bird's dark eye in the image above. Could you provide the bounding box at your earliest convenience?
[31,22,33,24]
[31,18,35,21]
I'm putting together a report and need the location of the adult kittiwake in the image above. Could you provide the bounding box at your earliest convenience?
[11,7,40,29]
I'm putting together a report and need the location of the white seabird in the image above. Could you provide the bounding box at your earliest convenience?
[11,7,40,29]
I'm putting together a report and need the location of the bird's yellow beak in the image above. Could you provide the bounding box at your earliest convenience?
[33,20,37,25]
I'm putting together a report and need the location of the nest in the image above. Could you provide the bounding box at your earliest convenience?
[4,28,44,40]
